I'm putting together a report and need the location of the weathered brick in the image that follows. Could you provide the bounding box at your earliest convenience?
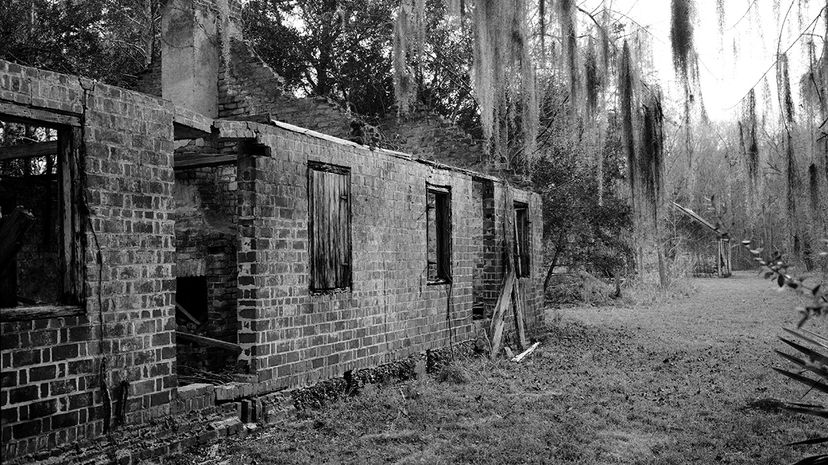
[9,385,37,404]
[28,366,56,382]
[50,344,79,361]
[24,400,56,420]
[12,420,41,439]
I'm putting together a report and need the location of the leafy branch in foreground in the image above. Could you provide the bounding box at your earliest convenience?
[740,240,827,328]
[741,240,828,463]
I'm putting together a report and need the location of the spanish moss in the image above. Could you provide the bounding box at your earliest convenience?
[777,52,795,126]
[639,89,665,221]
[470,0,538,165]
[670,0,694,80]
[584,36,600,117]
[392,4,415,114]
[619,41,637,208]
[809,163,821,227]
[745,88,759,188]
[716,0,725,35]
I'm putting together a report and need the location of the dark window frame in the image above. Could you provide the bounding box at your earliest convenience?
[426,183,452,284]
[0,109,85,320]
[514,202,530,278]
[308,161,352,292]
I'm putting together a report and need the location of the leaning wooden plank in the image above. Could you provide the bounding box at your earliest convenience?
[177,331,242,353]
[511,342,540,362]
[0,209,34,266]
[511,214,528,349]
[489,270,516,358]
[175,302,201,325]
[0,141,58,161]
[512,278,528,349]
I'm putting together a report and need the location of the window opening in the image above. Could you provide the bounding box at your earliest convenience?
[0,118,82,310]
[427,184,451,283]
[514,202,530,278]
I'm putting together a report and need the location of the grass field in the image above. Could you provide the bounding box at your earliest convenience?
[167,272,826,464]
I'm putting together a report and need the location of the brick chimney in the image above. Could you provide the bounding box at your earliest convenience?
[160,0,240,117]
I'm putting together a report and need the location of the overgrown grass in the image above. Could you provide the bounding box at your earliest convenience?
[167,274,824,464]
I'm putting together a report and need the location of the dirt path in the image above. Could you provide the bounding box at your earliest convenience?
[168,272,826,465]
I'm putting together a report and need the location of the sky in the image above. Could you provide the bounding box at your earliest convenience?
[579,0,827,122]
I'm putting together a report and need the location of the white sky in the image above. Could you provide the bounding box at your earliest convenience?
[579,0,827,122]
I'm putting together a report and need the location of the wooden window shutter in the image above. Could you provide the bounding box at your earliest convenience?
[309,163,351,290]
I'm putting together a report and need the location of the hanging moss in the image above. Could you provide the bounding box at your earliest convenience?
[469,0,538,166]
[670,0,694,80]
[810,162,820,220]
[619,41,637,208]
[690,52,707,123]
[584,36,599,116]
[716,0,725,35]
[639,89,664,222]
[391,0,426,114]
[777,52,795,125]
[392,4,415,114]
[778,51,800,255]
[600,8,611,73]
[745,88,759,186]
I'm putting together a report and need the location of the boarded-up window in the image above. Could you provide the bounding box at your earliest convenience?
[309,162,351,291]
[514,202,530,277]
[426,184,451,282]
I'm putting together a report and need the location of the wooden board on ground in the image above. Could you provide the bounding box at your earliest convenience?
[511,342,540,362]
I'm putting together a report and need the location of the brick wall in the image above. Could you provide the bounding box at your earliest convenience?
[0,60,177,461]
[218,39,356,141]
[219,120,543,390]
[380,110,487,172]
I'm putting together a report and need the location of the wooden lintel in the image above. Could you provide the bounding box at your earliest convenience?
[0,141,58,161]
[177,331,242,353]
[174,153,238,170]
[0,101,81,128]
[0,305,85,322]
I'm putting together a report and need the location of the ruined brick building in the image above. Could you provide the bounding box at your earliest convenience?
[0,0,543,462]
